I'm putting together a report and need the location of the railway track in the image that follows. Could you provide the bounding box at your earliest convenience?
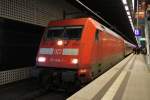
[19,88,66,100]
[17,81,81,100]
[0,78,81,100]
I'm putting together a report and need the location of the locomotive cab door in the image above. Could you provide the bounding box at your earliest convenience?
[91,29,103,78]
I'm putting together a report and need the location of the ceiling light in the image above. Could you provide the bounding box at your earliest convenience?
[128,16,131,19]
[125,5,129,11]
[127,11,130,15]
[132,0,134,11]
[122,0,127,5]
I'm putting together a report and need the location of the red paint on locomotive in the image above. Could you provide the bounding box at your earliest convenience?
[36,18,134,84]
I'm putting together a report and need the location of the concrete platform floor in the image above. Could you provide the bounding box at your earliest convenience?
[102,54,150,100]
[121,54,150,100]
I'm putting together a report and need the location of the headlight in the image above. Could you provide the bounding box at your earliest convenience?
[37,57,46,62]
[57,40,63,46]
[71,58,78,64]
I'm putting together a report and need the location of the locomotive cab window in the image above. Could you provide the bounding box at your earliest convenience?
[47,27,64,39]
[95,30,99,41]
[46,26,83,40]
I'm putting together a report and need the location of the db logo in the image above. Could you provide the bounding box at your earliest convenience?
[53,49,62,55]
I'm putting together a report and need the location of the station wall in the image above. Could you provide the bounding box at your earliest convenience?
[0,0,81,26]
[0,18,44,70]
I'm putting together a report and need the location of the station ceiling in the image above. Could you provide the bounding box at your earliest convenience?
[67,0,137,45]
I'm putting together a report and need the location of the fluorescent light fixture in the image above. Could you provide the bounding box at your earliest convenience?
[129,21,132,23]
[122,0,127,4]
[125,5,129,11]
[127,11,130,15]
[122,0,134,31]
[132,0,134,11]
[131,23,134,31]
[128,16,131,19]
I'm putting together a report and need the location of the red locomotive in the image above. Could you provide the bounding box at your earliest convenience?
[36,18,134,87]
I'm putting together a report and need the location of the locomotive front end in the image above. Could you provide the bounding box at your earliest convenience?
[36,25,85,85]
[36,26,82,69]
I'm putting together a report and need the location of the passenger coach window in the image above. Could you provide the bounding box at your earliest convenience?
[46,26,82,40]
[95,30,99,40]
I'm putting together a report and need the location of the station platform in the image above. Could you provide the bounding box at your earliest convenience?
[68,54,150,100]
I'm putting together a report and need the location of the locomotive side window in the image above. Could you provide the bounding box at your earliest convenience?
[95,30,99,41]
[46,26,82,40]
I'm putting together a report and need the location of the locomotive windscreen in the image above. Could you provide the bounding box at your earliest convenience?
[46,26,82,40]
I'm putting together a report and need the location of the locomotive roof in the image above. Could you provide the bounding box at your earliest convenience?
[89,18,135,47]
[48,18,122,39]
[48,17,135,46]
[89,18,124,40]
[48,18,88,26]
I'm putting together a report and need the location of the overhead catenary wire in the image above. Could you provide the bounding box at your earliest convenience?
[75,0,112,27]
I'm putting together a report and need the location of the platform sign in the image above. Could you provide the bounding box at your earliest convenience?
[134,29,141,36]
